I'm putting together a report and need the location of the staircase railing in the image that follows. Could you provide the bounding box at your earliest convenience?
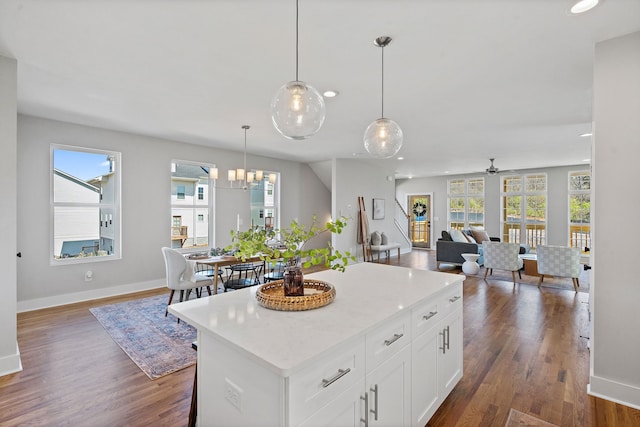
[395,198,411,245]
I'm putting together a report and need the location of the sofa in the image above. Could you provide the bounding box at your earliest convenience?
[436,229,530,269]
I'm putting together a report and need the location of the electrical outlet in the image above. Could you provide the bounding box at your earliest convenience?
[224,378,243,411]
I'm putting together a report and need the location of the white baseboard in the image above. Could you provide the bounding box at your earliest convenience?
[588,375,640,410]
[0,343,22,378]
[17,279,166,313]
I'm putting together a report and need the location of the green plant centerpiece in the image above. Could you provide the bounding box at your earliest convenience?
[226,216,354,296]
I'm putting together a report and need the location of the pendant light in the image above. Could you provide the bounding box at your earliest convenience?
[270,0,326,140]
[363,36,403,159]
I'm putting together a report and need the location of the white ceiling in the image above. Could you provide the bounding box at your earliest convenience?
[1,0,639,178]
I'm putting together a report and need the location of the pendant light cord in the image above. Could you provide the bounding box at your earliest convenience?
[295,0,299,82]
[381,45,385,118]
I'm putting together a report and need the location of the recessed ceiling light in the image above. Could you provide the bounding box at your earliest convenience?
[569,0,599,14]
[579,132,592,137]
[397,156,404,160]
[583,158,591,162]
[323,90,338,98]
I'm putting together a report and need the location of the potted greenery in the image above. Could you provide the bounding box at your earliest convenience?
[226,216,355,296]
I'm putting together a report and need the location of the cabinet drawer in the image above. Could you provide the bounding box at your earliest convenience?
[366,311,411,372]
[440,283,463,316]
[412,300,440,339]
[288,337,365,426]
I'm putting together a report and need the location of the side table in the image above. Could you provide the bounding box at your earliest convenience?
[461,253,480,275]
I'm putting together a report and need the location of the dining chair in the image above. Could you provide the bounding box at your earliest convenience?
[263,260,286,282]
[536,245,582,292]
[223,262,264,291]
[482,241,523,285]
[161,247,213,318]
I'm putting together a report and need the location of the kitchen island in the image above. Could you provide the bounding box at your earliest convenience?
[169,261,464,427]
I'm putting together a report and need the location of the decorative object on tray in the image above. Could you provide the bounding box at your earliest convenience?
[226,216,354,297]
[256,279,335,311]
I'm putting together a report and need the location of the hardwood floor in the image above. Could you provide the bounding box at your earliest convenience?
[1,250,638,426]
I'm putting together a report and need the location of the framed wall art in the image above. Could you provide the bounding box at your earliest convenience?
[372,198,385,220]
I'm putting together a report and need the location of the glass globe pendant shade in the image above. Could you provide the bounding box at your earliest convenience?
[271,80,326,140]
[363,117,403,158]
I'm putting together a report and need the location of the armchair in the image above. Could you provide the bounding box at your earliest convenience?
[482,241,523,285]
[536,245,582,292]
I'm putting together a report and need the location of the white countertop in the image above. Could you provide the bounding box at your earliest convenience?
[169,262,464,376]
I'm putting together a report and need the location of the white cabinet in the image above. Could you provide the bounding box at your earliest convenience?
[296,312,411,427]
[168,263,465,427]
[411,284,463,426]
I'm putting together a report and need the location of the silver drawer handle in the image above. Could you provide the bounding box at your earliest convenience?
[322,368,351,388]
[449,295,461,303]
[384,333,404,346]
[423,311,437,320]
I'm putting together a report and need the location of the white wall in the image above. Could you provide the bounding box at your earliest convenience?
[16,115,330,311]
[332,159,409,261]
[589,31,640,409]
[396,164,590,246]
[0,55,21,376]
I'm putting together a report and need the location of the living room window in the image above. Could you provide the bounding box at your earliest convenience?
[447,178,484,230]
[501,174,547,249]
[51,145,121,264]
[569,171,591,250]
[171,161,214,249]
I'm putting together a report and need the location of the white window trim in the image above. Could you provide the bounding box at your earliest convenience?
[50,144,122,265]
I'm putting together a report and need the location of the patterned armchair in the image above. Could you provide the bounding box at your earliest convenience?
[482,241,523,285]
[536,245,582,292]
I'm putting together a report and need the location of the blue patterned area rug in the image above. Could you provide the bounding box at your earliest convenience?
[90,294,197,380]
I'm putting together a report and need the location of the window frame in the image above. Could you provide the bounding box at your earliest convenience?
[568,170,591,250]
[171,160,215,251]
[50,144,122,265]
[500,173,547,249]
[447,177,485,230]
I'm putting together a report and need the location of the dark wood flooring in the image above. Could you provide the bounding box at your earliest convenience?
[0,249,638,426]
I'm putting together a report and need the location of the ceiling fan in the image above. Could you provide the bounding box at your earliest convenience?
[485,158,500,175]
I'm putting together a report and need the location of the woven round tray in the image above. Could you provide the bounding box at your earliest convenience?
[256,279,336,311]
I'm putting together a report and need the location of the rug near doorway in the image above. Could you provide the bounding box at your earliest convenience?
[90,294,196,380]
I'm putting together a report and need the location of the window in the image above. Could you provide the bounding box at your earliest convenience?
[569,171,591,250]
[177,185,185,200]
[171,162,213,249]
[51,145,121,263]
[447,178,484,230]
[250,176,279,232]
[501,174,547,249]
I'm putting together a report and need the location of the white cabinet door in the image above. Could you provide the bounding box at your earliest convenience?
[411,325,440,426]
[438,310,463,398]
[367,344,412,427]
[298,379,364,427]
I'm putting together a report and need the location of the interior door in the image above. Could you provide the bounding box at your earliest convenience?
[408,195,431,248]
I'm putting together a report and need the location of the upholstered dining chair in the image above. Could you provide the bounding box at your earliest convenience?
[482,241,523,285]
[161,247,213,318]
[536,245,582,292]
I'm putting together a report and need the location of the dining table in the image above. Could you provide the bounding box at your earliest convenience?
[193,254,266,295]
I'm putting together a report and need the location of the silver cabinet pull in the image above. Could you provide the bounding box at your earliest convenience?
[439,329,446,354]
[321,368,351,388]
[384,333,404,346]
[449,295,461,303]
[360,392,369,427]
[445,325,450,350]
[423,311,437,320]
[370,384,378,420]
